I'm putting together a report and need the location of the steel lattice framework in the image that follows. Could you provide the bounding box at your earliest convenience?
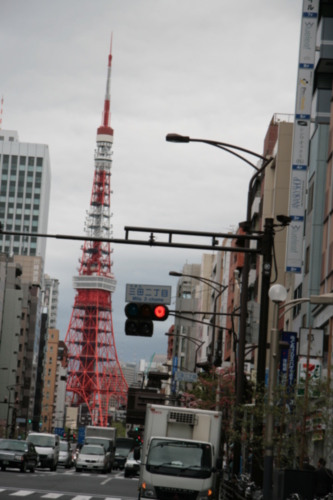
[65,40,128,426]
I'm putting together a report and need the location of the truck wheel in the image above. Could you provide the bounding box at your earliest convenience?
[1,466,6,471]
[124,470,130,478]
[20,462,27,473]
[50,463,57,472]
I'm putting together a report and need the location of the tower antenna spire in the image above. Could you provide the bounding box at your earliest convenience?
[101,33,113,131]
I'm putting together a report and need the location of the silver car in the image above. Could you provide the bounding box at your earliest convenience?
[58,441,72,468]
[75,444,109,473]
[124,450,140,478]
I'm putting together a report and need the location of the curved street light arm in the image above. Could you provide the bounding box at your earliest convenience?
[204,143,259,171]
[169,271,227,294]
[166,134,269,164]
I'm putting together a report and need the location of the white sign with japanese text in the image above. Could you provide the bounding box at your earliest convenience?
[125,284,172,305]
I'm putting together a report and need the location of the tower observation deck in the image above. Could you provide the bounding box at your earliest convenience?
[65,39,128,426]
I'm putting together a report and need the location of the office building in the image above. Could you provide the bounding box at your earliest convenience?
[0,129,51,261]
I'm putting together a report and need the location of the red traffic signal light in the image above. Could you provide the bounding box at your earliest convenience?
[124,303,169,337]
[153,305,168,320]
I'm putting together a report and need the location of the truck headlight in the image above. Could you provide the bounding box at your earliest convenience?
[197,489,213,500]
[14,455,24,461]
[47,454,54,459]
[141,482,156,498]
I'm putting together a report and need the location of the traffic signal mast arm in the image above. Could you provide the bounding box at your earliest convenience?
[0,225,261,254]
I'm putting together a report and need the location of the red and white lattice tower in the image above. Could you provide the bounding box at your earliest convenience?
[65,39,128,426]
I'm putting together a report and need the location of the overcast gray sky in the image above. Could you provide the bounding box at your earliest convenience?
[1,0,301,364]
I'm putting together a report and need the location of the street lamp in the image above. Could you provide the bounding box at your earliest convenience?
[262,286,333,500]
[169,271,227,366]
[166,134,274,476]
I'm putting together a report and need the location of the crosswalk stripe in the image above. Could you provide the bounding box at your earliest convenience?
[71,496,92,500]
[10,492,34,497]
[105,497,122,500]
[41,494,64,499]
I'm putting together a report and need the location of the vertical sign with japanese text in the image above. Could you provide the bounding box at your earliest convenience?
[280,331,297,388]
[286,0,319,273]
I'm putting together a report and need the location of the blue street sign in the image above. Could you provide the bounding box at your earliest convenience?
[54,427,65,436]
[78,426,86,445]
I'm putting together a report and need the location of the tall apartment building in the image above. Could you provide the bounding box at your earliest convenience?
[52,341,68,431]
[41,328,60,432]
[290,4,333,381]
[0,130,51,260]
[44,275,59,329]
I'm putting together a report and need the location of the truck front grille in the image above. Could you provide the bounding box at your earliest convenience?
[155,486,198,500]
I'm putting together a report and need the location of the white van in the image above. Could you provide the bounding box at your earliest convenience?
[27,432,59,471]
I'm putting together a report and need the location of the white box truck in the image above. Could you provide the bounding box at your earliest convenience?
[84,426,117,472]
[135,404,222,500]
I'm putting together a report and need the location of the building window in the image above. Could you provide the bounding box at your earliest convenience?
[308,183,314,214]
[305,246,310,275]
[293,284,302,318]
[49,357,52,364]
[48,369,51,376]
[46,392,49,399]
[302,314,307,328]
[50,346,53,353]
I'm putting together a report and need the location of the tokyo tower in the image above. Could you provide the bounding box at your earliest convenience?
[65,38,128,426]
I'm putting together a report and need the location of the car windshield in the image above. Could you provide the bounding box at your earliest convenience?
[81,445,104,455]
[85,438,110,451]
[116,447,132,455]
[0,440,28,452]
[60,442,69,451]
[146,439,212,479]
[27,435,55,447]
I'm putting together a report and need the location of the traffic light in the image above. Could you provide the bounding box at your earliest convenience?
[124,303,169,337]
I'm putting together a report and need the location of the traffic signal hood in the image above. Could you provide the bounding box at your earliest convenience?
[124,302,169,337]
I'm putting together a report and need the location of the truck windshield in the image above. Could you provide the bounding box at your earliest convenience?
[146,439,212,479]
[27,435,55,447]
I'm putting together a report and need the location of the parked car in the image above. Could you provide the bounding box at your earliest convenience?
[124,450,140,478]
[0,439,39,473]
[75,444,110,473]
[58,440,72,468]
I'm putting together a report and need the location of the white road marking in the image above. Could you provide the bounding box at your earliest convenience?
[71,496,92,500]
[41,494,64,499]
[101,477,112,486]
[10,492,34,497]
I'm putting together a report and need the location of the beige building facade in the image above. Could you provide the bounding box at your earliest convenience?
[41,328,59,432]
